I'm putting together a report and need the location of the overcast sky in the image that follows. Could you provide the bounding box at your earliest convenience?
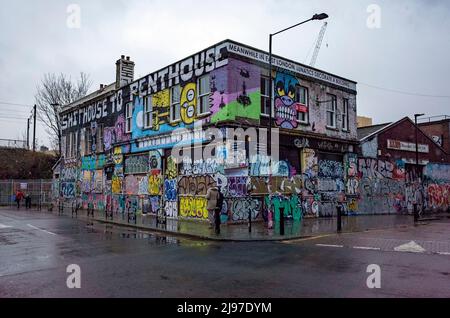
[1,0,449,148]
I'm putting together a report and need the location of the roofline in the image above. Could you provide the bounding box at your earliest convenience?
[61,82,116,113]
[359,120,398,142]
[360,116,449,155]
[224,39,357,85]
[60,39,358,113]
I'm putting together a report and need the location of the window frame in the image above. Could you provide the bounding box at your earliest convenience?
[85,128,91,155]
[144,95,153,129]
[65,132,71,158]
[342,98,349,131]
[326,94,337,129]
[197,75,210,116]
[295,85,309,124]
[97,124,104,153]
[260,76,274,117]
[170,85,181,123]
[125,102,133,133]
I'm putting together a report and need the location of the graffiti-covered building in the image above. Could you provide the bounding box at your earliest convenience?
[357,117,450,214]
[58,39,361,223]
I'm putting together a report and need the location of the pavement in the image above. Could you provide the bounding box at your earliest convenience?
[32,205,450,241]
[1,207,450,297]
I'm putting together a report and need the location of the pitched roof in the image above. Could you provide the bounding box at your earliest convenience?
[357,122,391,140]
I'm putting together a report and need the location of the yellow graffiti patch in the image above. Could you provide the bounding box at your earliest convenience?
[112,175,122,194]
[179,197,208,219]
[148,174,162,195]
[180,83,197,124]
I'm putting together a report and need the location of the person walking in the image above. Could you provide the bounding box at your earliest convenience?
[25,193,32,209]
[214,187,224,234]
[206,185,219,229]
[15,190,24,209]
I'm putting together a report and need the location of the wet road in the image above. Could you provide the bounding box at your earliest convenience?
[1,208,450,298]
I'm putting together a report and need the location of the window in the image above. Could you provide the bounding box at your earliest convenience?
[296,86,308,123]
[144,95,153,129]
[72,131,78,157]
[170,85,181,122]
[326,94,337,128]
[65,133,70,158]
[85,128,91,155]
[260,76,272,116]
[342,98,349,131]
[125,102,133,133]
[197,75,210,115]
[97,124,104,153]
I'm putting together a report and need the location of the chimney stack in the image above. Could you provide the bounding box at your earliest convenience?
[116,55,135,89]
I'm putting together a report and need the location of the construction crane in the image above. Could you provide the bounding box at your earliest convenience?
[309,22,328,67]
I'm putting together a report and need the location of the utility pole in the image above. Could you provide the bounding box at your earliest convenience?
[414,113,424,223]
[26,117,30,149]
[33,104,37,152]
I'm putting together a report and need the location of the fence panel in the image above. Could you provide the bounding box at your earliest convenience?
[0,179,54,207]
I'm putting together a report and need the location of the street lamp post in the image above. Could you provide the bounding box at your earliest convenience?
[268,13,328,234]
[414,113,424,223]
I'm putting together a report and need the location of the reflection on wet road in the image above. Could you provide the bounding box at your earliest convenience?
[1,208,450,298]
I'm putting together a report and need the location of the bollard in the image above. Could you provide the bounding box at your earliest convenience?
[413,203,418,224]
[248,208,252,233]
[337,205,342,232]
[215,209,221,235]
[280,206,285,236]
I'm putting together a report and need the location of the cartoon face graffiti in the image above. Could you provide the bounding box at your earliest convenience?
[274,73,301,129]
[180,83,196,124]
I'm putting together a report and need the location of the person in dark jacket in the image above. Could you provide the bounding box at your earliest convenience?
[25,193,32,209]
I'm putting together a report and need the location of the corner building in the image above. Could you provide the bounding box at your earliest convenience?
[57,40,358,224]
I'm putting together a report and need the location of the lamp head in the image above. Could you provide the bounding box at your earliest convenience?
[312,13,329,20]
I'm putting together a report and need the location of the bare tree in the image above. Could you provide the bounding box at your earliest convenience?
[35,72,92,155]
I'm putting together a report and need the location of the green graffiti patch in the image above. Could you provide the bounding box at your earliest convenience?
[211,90,261,123]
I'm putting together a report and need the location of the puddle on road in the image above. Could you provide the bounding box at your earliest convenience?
[99,223,211,247]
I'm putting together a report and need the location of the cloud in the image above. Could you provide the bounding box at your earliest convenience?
[0,0,449,147]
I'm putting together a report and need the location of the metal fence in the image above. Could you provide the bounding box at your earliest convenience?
[0,179,54,208]
[0,139,27,149]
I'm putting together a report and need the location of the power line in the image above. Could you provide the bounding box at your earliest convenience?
[0,101,34,107]
[359,82,450,98]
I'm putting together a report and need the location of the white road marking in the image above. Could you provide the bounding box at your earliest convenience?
[0,223,12,229]
[353,246,381,251]
[394,241,425,253]
[27,224,57,236]
[316,244,344,248]
[437,252,450,256]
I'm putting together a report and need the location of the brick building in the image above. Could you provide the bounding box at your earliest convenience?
[357,117,450,214]
[418,116,450,154]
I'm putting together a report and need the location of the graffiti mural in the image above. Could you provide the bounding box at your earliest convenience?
[178,175,216,196]
[274,72,304,129]
[125,153,149,174]
[103,114,130,151]
[181,157,224,175]
[179,196,208,219]
[148,173,162,196]
[228,198,262,221]
[265,195,302,222]
[180,83,197,124]
[210,59,261,124]
[165,200,178,218]
[166,156,178,179]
